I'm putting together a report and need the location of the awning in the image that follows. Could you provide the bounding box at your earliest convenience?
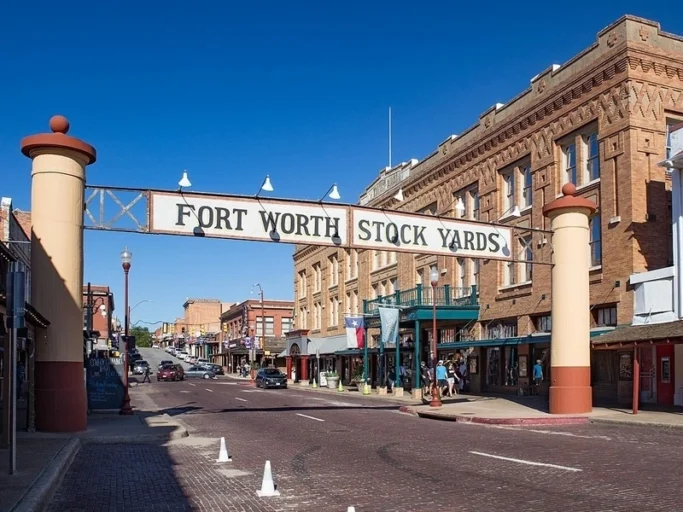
[307,335,348,355]
[438,334,551,350]
[591,321,683,349]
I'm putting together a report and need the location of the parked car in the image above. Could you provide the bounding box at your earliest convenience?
[132,360,149,375]
[199,363,224,375]
[255,368,288,389]
[157,364,184,382]
[185,365,216,379]
[196,358,210,366]
[158,360,173,370]
[188,356,198,364]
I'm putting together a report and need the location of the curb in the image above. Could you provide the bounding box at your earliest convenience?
[588,418,683,430]
[398,406,590,426]
[10,437,81,512]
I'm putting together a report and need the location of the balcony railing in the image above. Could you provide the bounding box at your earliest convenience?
[363,284,478,315]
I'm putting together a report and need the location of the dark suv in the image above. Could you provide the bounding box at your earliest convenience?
[255,368,287,389]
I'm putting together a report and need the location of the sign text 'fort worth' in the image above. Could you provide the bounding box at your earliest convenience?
[150,192,512,260]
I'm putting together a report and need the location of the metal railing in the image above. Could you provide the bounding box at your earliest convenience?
[363,284,478,315]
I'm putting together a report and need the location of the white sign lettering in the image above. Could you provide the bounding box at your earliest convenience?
[351,209,512,260]
[150,193,348,246]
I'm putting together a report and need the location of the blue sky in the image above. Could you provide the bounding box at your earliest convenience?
[2,2,682,328]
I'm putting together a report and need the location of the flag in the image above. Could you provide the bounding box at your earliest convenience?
[379,307,399,348]
[344,315,365,349]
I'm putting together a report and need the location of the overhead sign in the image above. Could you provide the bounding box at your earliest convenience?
[149,191,513,260]
[351,209,512,260]
[151,192,348,246]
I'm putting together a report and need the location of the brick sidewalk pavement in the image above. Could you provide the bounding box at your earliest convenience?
[48,440,282,512]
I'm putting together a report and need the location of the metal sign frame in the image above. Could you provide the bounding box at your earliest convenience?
[84,184,553,264]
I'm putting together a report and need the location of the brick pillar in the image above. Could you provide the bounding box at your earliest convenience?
[301,356,309,382]
[21,116,96,432]
[543,183,597,414]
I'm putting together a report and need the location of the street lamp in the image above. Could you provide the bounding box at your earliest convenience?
[253,284,266,367]
[429,265,442,408]
[120,246,133,415]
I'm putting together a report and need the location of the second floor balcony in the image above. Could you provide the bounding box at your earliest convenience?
[363,284,478,316]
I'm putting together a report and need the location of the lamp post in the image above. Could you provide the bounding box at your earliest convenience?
[429,265,442,408]
[120,246,133,415]
[254,284,266,367]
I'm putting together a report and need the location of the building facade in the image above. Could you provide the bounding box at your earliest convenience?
[215,299,294,371]
[82,284,115,352]
[292,15,681,399]
[178,298,230,359]
[1,198,49,435]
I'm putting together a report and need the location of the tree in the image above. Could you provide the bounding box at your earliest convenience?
[129,326,153,348]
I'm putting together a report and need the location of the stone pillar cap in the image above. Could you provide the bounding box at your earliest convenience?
[543,183,597,217]
[21,115,96,164]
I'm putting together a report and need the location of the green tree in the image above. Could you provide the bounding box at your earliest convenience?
[129,326,153,348]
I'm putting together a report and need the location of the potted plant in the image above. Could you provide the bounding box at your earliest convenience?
[352,366,365,390]
[326,370,340,389]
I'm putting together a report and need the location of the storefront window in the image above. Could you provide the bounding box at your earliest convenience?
[486,347,502,385]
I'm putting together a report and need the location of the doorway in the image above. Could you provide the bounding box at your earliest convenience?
[656,345,675,406]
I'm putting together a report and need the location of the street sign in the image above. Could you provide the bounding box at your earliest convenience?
[147,191,514,261]
[150,192,348,246]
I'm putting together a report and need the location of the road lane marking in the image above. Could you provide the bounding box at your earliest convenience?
[235,397,248,402]
[469,451,582,472]
[180,390,190,394]
[242,390,261,393]
[296,413,325,422]
[205,388,213,392]
[492,425,612,441]
[188,383,196,387]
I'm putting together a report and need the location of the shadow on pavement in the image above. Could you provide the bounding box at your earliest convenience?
[7,376,198,511]
[159,403,400,416]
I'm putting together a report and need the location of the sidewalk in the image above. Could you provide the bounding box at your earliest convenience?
[223,373,424,405]
[398,394,683,428]
[0,380,188,512]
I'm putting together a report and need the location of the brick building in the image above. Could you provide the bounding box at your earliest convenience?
[179,299,233,359]
[292,15,681,399]
[82,284,115,352]
[214,299,294,372]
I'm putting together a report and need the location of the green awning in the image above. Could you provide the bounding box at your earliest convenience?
[438,328,614,350]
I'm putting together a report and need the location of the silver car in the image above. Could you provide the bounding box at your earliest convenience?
[185,365,216,379]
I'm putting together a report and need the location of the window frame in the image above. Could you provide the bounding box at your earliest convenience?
[522,166,533,208]
[589,213,602,268]
[563,143,577,185]
[584,132,600,182]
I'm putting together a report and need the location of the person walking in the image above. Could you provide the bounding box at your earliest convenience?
[142,365,151,384]
[532,359,543,395]
[435,360,448,399]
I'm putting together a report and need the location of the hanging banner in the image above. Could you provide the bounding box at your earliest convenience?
[379,307,399,348]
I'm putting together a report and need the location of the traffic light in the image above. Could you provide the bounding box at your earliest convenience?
[200,324,206,336]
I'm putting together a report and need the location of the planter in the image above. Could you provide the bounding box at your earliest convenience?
[326,376,340,389]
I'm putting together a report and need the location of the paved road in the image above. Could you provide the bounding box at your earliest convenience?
[49,355,683,511]
[140,346,192,373]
